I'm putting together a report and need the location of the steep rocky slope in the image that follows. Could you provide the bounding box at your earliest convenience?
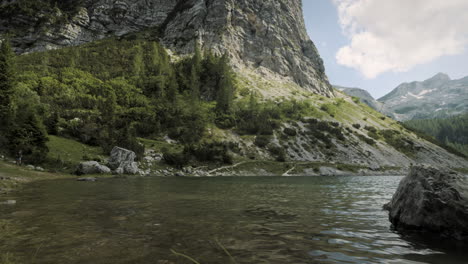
[379,73,468,121]
[0,0,332,97]
[210,91,468,176]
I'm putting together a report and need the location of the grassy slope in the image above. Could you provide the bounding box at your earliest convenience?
[44,135,104,172]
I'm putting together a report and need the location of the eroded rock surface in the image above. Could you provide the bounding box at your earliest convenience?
[108,147,139,175]
[384,164,468,240]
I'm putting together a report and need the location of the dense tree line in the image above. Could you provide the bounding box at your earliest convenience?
[3,38,237,163]
[2,36,329,166]
[404,114,468,156]
[0,39,49,164]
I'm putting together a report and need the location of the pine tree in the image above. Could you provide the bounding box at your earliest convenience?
[132,43,144,77]
[98,85,117,150]
[189,42,202,101]
[189,66,200,101]
[216,53,235,113]
[0,38,14,132]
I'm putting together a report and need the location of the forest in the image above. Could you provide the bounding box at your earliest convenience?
[0,37,316,167]
[404,114,468,156]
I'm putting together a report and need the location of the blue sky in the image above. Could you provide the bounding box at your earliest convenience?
[302,0,468,99]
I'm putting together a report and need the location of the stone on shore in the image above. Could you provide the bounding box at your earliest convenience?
[108,147,139,175]
[75,161,111,175]
[77,177,97,182]
[384,164,468,241]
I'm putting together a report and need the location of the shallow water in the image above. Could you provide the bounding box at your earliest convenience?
[1,176,467,264]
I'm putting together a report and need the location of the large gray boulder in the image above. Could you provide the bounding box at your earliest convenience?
[76,161,111,175]
[108,147,139,175]
[384,164,468,240]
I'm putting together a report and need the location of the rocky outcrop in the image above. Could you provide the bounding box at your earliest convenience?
[75,161,111,175]
[384,165,468,240]
[0,0,333,96]
[108,147,139,175]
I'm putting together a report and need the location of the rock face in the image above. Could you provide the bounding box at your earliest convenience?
[384,165,468,240]
[108,147,139,175]
[75,161,111,175]
[0,0,333,96]
[378,73,468,121]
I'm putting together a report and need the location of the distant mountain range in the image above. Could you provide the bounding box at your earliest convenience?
[337,73,468,121]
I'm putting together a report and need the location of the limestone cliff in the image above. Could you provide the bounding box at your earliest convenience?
[0,0,333,96]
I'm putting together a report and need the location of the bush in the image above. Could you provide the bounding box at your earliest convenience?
[380,129,416,156]
[215,113,236,129]
[163,149,189,168]
[352,123,361,129]
[364,126,378,133]
[320,103,337,117]
[283,127,297,137]
[188,141,233,164]
[368,131,381,140]
[269,145,286,162]
[254,135,271,148]
[357,134,376,145]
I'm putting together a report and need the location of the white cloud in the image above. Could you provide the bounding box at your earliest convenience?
[333,0,468,78]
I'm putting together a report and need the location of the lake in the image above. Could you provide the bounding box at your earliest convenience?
[1,176,467,264]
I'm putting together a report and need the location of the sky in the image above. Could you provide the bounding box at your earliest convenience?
[302,0,468,99]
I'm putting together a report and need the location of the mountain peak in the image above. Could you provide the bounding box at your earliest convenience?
[425,73,451,83]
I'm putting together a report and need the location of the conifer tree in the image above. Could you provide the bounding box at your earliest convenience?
[0,38,14,132]
[189,42,202,101]
[132,43,144,77]
[216,53,235,113]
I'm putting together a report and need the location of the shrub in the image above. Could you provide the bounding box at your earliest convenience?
[254,135,271,148]
[364,126,378,133]
[268,145,286,162]
[320,103,337,117]
[215,113,236,129]
[352,123,361,129]
[357,134,376,145]
[380,129,416,156]
[283,127,297,137]
[187,141,233,164]
[163,149,189,168]
[368,131,380,140]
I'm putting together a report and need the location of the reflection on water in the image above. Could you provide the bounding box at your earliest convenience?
[0,176,467,264]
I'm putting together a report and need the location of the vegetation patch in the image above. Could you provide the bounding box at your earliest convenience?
[380,130,416,156]
[403,114,468,157]
[357,134,376,146]
[45,135,104,172]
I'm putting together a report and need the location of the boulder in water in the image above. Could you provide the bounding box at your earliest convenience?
[75,161,111,175]
[384,164,468,241]
[108,147,139,175]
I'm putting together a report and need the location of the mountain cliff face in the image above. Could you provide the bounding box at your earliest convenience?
[378,73,468,121]
[0,0,333,96]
